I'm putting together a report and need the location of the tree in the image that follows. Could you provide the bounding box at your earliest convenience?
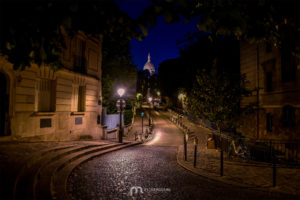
[141,0,299,55]
[188,66,253,133]
[158,34,240,107]
[0,0,143,70]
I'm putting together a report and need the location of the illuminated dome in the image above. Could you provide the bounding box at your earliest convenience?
[143,53,155,76]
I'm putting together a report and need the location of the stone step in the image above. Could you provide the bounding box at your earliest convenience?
[13,144,78,200]
[34,143,125,200]
[51,142,141,200]
[13,144,105,200]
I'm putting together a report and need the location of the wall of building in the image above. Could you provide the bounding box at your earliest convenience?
[0,32,103,141]
[239,42,300,140]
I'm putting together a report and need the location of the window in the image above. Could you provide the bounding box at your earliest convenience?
[266,113,272,132]
[74,38,86,73]
[38,79,56,112]
[265,72,273,92]
[266,43,272,53]
[281,45,296,83]
[282,105,295,127]
[71,85,86,112]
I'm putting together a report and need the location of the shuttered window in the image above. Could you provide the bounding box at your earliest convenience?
[38,79,56,112]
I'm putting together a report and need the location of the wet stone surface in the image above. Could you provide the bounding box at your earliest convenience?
[67,145,295,200]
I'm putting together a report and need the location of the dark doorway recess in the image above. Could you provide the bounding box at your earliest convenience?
[0,72,10,136]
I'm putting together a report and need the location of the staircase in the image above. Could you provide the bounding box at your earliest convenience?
[11,141,140,200]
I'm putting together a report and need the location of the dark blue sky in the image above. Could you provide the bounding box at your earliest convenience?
[117,0,199,72]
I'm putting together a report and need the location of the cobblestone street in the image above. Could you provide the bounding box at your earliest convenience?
[67,112,296,200]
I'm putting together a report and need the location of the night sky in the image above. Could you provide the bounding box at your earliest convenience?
[117,0,199,72]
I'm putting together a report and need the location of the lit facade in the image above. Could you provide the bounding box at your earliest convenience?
[0,31,103,141]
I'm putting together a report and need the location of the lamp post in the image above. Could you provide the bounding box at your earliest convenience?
[148,97,152,126]
[178,93,184,109]
[117,88,125,143]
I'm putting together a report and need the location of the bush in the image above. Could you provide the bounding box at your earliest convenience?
[124,109,134,125]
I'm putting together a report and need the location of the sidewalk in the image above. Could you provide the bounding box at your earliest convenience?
[167,111,300,197]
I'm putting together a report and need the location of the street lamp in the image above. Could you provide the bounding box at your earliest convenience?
[148,97,152,126]
[117,88,125,143]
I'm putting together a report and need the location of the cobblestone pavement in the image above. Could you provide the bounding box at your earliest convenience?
[67,111,296,200]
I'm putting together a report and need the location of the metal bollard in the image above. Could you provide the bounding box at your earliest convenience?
[220,149,224,176]
[184,133,189,161]
[194,137,198,168]
[272,143,277,187]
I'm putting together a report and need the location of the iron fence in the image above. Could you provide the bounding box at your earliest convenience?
[211,132,300,165]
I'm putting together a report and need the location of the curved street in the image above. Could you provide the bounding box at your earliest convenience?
[67,111,295,200]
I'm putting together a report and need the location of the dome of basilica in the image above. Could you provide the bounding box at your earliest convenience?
[143,53,155,76]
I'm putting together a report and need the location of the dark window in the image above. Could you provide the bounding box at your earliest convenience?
[74,38,86,73]
[282,106,295,127]
[266,113,272,132]
[281,45,296,83]
[266,43,272,53]
[78,86,86,112]
[265,72,273,92]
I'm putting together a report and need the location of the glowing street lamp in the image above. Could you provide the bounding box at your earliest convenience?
[178,93,184,100]
[148,97,152,126]
[117,88,125,97]
[117,88,125,143]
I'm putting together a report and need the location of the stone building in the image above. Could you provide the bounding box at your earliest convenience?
[240,42,300,140]
[0,31,103,141]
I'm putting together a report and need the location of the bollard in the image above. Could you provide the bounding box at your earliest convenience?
[272,143,277,187]
[220,137,224,176]
[273,161,276,187]
[184,133,189,161]
[194,137,198,168]
[220,149,224,176]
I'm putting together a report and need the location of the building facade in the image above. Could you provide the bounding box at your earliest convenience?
[240,42,300,140]
[0,31,103,141]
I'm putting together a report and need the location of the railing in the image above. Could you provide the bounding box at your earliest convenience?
[169,109,300,165]
[210,131,300,165]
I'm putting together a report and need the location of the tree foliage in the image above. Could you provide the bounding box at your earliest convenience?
[0,0,143,70]
[143,0,299,55]
[101,31,137,113]
[158,34,240,105]
[188,67,253,132]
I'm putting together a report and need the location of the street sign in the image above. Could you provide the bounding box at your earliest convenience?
[141,112,144,117]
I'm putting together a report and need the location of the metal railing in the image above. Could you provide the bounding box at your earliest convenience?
[169,109,300,165]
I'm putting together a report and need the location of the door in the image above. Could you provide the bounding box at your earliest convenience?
[0,72,9,136]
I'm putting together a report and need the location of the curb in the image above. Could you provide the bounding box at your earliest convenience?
[176,145,299,198]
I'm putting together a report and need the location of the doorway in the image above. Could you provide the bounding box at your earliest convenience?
[0,72,10,136]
